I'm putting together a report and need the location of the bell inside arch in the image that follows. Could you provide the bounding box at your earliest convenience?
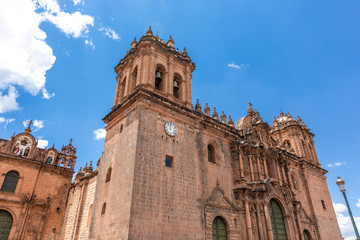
[173,79,179,91]
[155,70,162,89]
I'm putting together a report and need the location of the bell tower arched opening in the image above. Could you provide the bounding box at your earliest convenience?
[155,65,166,92]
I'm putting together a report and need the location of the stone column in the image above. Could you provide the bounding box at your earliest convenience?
[256,155,262,180]
[264,204,274,240]
[263,156,269,179]
[275,160,282,184]
[239,148,245,178]
[256,203,265,240]
[249,155,254,181]
[295,207,303,240]
[245,200,253,240]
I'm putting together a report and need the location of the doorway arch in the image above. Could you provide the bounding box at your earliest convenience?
[0,210,13,240]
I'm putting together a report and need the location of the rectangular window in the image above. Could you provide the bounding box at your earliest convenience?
[165,155,173,168]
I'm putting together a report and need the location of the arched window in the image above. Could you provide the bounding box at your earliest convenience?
[208,144,215,163]
[67,160,72,168]
[269,199,288,240]
[212,216,228,240]
[105,167,112,183]
[0,210,13,239]
[101,203,106,215]
[1,171,19,193]
[87,204,93,226]
[303,230,311,240]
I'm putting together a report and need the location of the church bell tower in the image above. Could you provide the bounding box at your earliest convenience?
[112,26,195,109]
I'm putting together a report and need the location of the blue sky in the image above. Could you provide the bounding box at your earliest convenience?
[1,0,359,238]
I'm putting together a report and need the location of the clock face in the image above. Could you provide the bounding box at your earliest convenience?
[164,122,178,136]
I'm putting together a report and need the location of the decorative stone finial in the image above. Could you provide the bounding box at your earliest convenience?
[131,37,137,48]
[228,115,234,127]
[146,26,153,36]
[182,47,188,56]
[90,161,93,167]
[220,111,226,123]
[167,35,174,47]
[69,138,73,145]
[195,99,202,113]
[79,167,82,172]
[212,108,219,120]
[297,115,303,125]
[204,103,210,116]
[273,117,278,126]
[247,102,254,115]
[280,110,284,117]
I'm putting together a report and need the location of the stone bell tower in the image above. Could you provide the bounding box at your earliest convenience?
[89,27,198,239]
[271,111,320,166]
[112,26,195,109]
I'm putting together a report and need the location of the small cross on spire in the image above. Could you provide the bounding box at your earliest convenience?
[248,102,253,107]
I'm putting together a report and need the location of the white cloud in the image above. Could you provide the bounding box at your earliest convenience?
[98,26,120,40]
[22,119,44,131]
[227,62,249,71]
[0,0,94,113]
[0,117,15,128]
[333,202,347,213]
[85,38,95,49]
[42,87,55,99]
[37,138,48,148]
[42,11,94,38]
[327,161,346,168]
[94,128,106,140]
[0,0,55,113]
[73,0,83,6]
[0,87,20,113]
[333,202,360,240]
[336,212,360,240]
[356,199,360,208]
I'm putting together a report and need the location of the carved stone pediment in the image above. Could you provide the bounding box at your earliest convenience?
[205,188,235,210]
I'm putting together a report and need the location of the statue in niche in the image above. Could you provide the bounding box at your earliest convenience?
[46,157,53,164]
[12,143,20,154]
[24,147,30,157]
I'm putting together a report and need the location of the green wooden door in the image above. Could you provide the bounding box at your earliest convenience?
[303,230,311,240]
[212,216,228,240]
[269,200,288,240]
[0,210,12,240]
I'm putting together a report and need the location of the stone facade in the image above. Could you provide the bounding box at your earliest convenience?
[0,124,76,240]
[83,27,342,240]
[61,163,97,240]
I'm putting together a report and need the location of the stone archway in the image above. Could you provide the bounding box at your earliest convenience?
[0,210,13,240]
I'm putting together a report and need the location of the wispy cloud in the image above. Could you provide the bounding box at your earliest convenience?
[356,199,360,208]
[22,119,44,131]
[98,26,120,40]
[93,128,106,140]
[227,62,249,71]
[327,161,346,168]
[85,38,95,49]
[0,117,15,128]
[42,87,55,99]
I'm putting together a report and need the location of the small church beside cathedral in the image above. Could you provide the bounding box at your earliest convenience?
[0,27,342,240]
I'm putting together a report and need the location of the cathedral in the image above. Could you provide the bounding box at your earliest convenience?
[0,27,343,240]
